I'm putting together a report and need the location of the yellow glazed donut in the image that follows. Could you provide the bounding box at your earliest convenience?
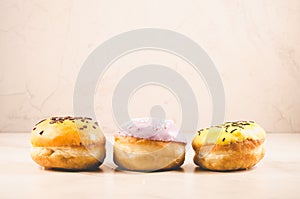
[192,121,266,171]
[30,116,106,170]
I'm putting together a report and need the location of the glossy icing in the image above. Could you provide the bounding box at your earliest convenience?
[115,118,186,143]
[193,121,266,145]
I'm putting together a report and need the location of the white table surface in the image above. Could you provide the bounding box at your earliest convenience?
[0,133,299,199]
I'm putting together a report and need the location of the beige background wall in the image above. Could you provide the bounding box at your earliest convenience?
[0,0,299,133]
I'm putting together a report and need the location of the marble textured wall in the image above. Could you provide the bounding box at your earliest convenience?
[0,0,299,133]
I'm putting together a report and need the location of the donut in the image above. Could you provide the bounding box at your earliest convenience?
[30,116,106,170]
[113,118,186,171]
[192,121,265,171]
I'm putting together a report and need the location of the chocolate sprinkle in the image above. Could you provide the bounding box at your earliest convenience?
[230,129,237,133]
[33,127,36,130]
[34,116,99,133]
[43,116,97,125]
[222,138,225,142]
[36,119,46,125]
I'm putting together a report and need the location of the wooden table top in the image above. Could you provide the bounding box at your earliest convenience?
[0,133,299,199]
